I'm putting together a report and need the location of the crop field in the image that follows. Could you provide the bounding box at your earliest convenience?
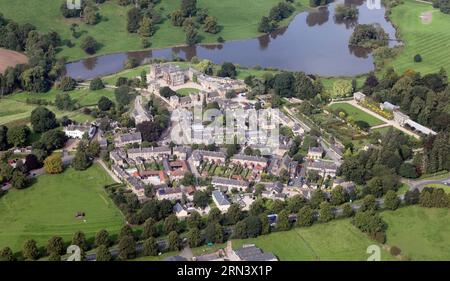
[0,48,28,74]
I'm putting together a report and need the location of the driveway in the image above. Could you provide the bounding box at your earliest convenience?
[402,176,450,192]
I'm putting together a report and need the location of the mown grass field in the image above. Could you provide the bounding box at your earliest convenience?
[382,206,450,260]
[0,98,93,127]
[0,164,124,251]
[0,87,115,126]
[0,0,308,61]
[424,184,450,193]
[176,88,200,96]
[232,219,392,261]
[329,103,385,126]
[388,0,450,76]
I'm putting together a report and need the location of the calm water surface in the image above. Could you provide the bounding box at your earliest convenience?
[66,0,398,80]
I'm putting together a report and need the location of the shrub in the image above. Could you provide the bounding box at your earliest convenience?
[90,77,105,90]
[390,246,401,256]
[414,54,422,62]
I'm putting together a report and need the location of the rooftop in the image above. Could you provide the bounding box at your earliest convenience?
[231,154,268,163]
[211,177,249,187]
[234,245,277,261]
[212,190,231,206]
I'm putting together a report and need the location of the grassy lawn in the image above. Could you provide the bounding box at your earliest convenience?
[176,88,200,96]
[0,0,308,62]
[372,125,396,135]
[396,183,410,195]
[382,206,450,260]
[7,87,116,106]
[0,98,94,127]
[0,87,115,126]
[329,103,385,126]
[388,0,450,76]
[133,207,450,261]
[424,184,450,193]
[418,170,450,180]
[0,164,124,251]
[233,219,392,261]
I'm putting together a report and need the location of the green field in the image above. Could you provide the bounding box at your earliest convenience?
[0,98,94,127]
[0,0,308,61]
[388,0,450,76]
[134,206,450,261]
[329,103,385,126]
[176,88,201,96]
[233,219,392,261]
[0,87,116,126]
[382,206,450,260]
[424,184,450,193]
[0,164,124,251]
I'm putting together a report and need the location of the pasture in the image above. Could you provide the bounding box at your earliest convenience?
[0,164,124,251]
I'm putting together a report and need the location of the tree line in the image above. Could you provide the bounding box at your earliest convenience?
[362,68,449,132]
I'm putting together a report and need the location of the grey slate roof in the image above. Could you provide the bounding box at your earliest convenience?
[234,246,277,261]
[211,177,249,188]
[231,154,268,164]
[212,190,230,206]
[173,203,185,213]
[164,256,188,261]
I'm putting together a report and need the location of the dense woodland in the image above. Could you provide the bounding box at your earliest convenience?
[337,67,450,181]
[349,24,389,49]
[362,68,449,132]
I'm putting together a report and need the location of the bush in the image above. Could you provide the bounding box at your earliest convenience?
[90,77,105,90]
[399,163,419,178]
[80,36,99,54]
[414,54,422,62]
[373,231,386,244]
[390,246,401,256]
[58,76,77,91]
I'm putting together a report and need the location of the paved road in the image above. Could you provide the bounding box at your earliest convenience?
[97,159,121,183]
[402,176,450,192]
[187,156,200,177]
[283,106,311,132]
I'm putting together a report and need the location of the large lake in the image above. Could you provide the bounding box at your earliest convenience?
[66,0,399,80]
